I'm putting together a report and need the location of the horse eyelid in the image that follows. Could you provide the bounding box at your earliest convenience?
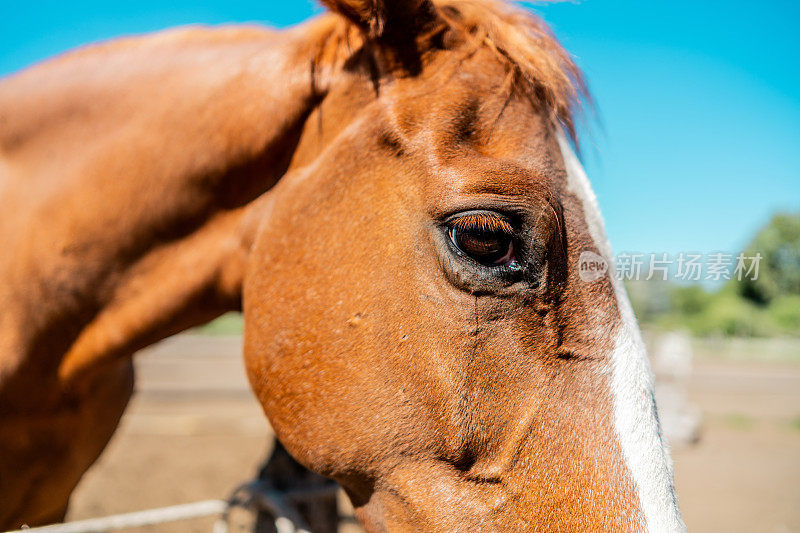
[447,212,515,235]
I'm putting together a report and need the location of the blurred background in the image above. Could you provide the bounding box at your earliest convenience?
[2,1,798,532]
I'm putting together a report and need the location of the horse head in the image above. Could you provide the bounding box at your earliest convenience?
[0,0,684,529]
[243,0,684,530]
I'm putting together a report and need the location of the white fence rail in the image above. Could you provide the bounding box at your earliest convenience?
[4,482,338,533]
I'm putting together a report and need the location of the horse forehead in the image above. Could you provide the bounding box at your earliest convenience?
[388,68,544,142]
[379,83,564,195]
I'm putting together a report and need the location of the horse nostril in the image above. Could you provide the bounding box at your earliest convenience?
[444,449,502,484]
[451,450,478,473]
[555,350,592,362]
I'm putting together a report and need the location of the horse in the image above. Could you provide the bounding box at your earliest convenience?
[0,0,685,530]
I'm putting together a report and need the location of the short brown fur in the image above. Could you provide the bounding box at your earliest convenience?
[0,1,674,530]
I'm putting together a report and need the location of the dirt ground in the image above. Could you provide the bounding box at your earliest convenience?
[65,334,800,532]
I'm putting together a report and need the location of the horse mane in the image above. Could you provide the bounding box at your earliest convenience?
[313,0,588,142]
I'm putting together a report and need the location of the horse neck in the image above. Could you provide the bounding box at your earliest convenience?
[0,19,339,394]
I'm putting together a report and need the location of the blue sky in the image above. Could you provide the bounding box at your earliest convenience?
[2,1,798,257]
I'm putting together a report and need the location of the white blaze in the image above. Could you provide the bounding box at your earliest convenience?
[557,133,685,532]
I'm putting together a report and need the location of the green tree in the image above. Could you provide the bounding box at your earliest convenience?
[737,212,800,304]
[671,284,712,316]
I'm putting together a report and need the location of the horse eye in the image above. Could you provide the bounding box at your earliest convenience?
[447,213,516,267]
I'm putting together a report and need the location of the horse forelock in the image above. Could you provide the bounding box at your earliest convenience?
[310,0,588,143]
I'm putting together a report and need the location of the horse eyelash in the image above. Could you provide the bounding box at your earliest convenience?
[450,213,514,235]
